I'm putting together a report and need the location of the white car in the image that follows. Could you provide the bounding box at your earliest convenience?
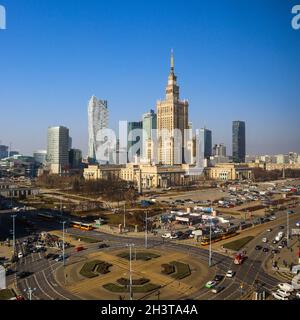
[262,237,268,243]
[272,292,289,300]
[170,234,178,239]
[278,283,294,293]
[226,270,235,278]
[18,252,23,259]
[296,292,300,299]
[267,228,272,232]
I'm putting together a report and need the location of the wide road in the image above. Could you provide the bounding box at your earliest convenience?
[5,206,300,300]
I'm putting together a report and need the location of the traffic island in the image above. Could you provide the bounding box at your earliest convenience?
[103,281,161,293]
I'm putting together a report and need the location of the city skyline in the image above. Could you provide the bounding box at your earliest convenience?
[0,0,299,156]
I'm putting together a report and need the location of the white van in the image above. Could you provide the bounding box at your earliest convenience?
[276,289,291,298]
[278,283,294,293]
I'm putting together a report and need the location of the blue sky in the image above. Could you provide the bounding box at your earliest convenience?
[0,0,299,156]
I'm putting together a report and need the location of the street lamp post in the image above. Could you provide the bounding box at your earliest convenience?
[123,203,126,231]
[61,221,66,266]
[145,210,148,249]
[24,287,36,300]
[126,243,134,300]
[287,211,290,248]
[11,214,17,256]
[209,219,212,267]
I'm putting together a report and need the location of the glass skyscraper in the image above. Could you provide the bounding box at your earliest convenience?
[200,128,212,159]
[87,96,109,162]
[232,121,246,163]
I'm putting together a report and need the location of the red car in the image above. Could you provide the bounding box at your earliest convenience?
[76,246,85,252]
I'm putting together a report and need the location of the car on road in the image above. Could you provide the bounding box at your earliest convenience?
[287,210,294,214]
[278,244,284,249]
[263,247,269,253]
[98,243,109,249]
[205,281,217,288]
[226,270,235,278]
[262,237,268,243]
[170,234,178,239]
[161,233,171,239]
[272,291,289,300]
[296,292,300,299]
[213,275,224,282]
[17,271,32,279]
[18,252,23,259]
[279,226,285,230]
[255,245,262,251]
[211,286,225,294]
[271,249,279,254]
[272,240,278,244]
[267,228,273,232]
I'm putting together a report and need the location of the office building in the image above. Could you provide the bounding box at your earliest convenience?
[127,121,143,162]
[0,145,8,159]
[232,121,246,163]
[213,144,226,157]
[142,109,157,163]
[69,149,82,169]
[87,96,109,162]
[47,126,70,174]
[33,150,47,165]
[200,128,212,159]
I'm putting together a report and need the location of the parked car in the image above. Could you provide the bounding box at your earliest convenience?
[262,237,268,243]
[263,247,269,253]
[98,243,109,249]
[255,245,262,251]
[276,289,291,298]
[279,226,285,230]
[278,283,294,293]
[267,228,272,232]
[272,291,289,300]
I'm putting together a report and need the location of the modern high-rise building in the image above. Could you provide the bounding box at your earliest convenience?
[142,109,157,163]
[87,96,109,162]
[157,50,189,165]
[33,150,47,165]
[213,143,226,157]
[69,149,83,169]
[127,121,143,162]
[200,128,212,159]
[47,126,70,174]
[0,145,8,159]
[232,121,246,163]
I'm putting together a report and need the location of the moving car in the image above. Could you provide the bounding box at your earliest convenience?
[18,252,23,259]
[211,286,225,294]
[262,247,269,253]
[205,281,217,288]
[213,275,224,282]
[276,289,291,298]
[255,245,262,250]
[262,238,268,243]
[161,233,171,239]
[226,270,235,278]
[267,228,272,232]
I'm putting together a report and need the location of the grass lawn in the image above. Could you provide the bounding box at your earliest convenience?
[103,283,161,293]
[79,260,112,278]
[163,261,191,280]
[223,236,254,251]
[117,252,160,261]
[0,289,15,300]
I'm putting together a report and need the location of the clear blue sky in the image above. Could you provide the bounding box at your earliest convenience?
[0,0,299,156]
